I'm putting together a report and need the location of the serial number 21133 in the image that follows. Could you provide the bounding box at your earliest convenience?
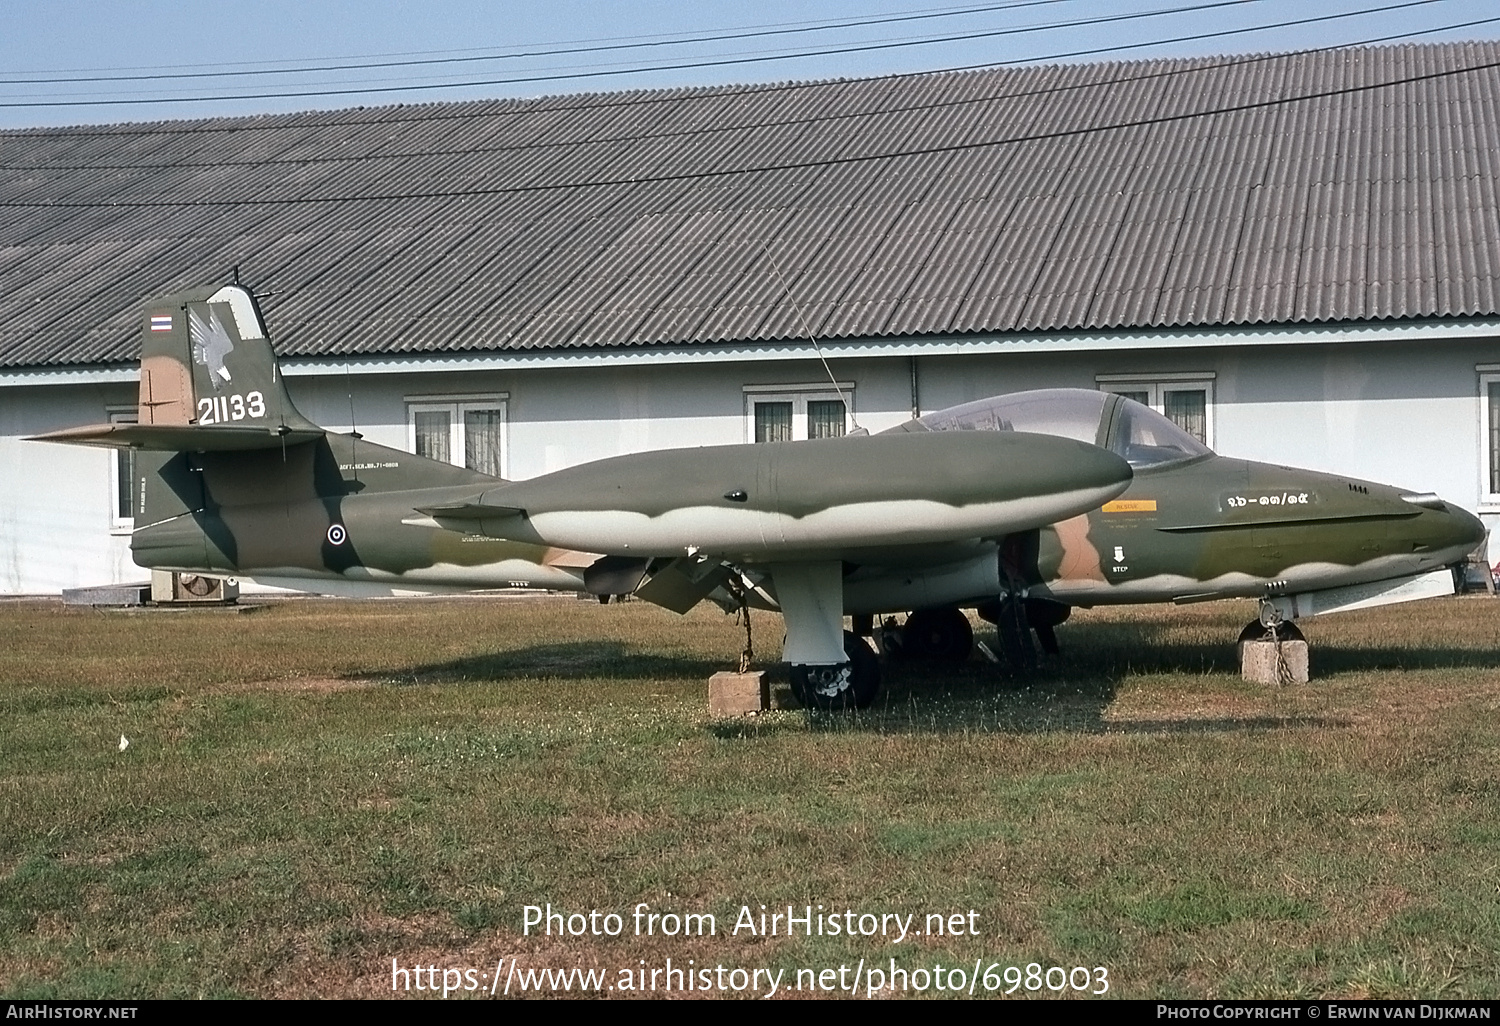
[197,391,266,424]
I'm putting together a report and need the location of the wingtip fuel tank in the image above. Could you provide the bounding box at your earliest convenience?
[447,429,1133,561]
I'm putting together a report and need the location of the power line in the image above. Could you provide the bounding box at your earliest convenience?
[5,0,1075,77]
[0,0,1069,85]
[0,0,1479,152]
[0,0,1319,108]
[5,49,1496,210]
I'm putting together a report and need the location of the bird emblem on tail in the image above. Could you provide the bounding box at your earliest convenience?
[188,304,235,389]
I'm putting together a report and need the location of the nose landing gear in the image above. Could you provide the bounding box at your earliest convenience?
[1238,599,1308,684]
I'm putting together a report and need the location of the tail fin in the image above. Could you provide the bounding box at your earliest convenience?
[31,284,322,450]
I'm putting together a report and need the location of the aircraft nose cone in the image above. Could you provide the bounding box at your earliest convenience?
[1446,502,1487,552]
[1409,497,1487,564]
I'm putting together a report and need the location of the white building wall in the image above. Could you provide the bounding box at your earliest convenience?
[1,381,139,593]
[1213,340,1490,500]
[3,335,1498,593]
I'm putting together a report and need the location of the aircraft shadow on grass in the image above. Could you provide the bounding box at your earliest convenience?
[1062,619,1500,677]
[365,640,726,688]
[357,617,1500,737]
[355,620,1500,738]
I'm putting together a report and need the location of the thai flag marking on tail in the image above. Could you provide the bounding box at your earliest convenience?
[150,314,173,332]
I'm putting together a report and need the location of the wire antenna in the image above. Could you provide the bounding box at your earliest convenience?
[763,244,862,434]
[344,362,363,482]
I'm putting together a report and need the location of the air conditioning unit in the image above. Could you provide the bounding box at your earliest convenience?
[150,570,240,604]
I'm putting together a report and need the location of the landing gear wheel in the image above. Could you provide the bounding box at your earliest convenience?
[900,608,974,663]
[1237,619,1305,645]
[788,631,881,710]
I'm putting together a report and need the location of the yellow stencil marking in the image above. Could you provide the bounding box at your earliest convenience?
[1102,499,1157,513]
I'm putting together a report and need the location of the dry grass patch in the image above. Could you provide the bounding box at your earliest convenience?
[214,676,377,695]
[4,594,1500,998]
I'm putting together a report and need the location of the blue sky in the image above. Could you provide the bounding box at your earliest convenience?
[2,0,1498,128]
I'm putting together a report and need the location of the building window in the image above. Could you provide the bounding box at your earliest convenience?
[744,383,853,442]
[406,393,509,478]
[1490,381,1500,495]
[1480,371,1500,503]
[1097,373,1215,447]
[108,407,137,530]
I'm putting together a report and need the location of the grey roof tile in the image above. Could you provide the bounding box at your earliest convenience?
[5,41,1500,367]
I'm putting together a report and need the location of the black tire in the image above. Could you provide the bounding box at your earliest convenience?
[789,631,881,710]
[901,608,974,663]
[1237,618,1304,646]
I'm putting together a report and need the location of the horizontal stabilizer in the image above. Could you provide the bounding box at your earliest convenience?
[27,422,324,451]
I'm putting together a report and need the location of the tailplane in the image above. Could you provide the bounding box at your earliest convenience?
[30,284,321,451]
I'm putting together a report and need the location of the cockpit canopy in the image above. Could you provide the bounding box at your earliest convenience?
[898,388,1212,469]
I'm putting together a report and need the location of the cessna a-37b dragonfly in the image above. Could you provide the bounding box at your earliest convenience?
[33,285,1485,708]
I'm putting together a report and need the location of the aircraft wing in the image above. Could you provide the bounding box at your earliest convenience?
[433,431,1131,654]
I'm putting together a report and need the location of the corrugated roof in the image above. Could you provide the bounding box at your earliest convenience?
[4,41,1500,368]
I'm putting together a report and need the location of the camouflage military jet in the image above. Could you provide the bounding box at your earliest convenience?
[33,287,1486,707]
[30,285,1135,709]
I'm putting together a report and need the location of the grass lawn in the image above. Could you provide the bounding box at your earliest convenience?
[2,593,1499,999]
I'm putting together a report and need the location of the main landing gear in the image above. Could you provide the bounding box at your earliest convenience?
[897,608,974,663]
[975,596,1071,672]
[770,561,882,711]
[788,630,881,711]
[877,598,1072,674]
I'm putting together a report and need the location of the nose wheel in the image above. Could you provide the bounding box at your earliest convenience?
[1240,597,1306,645]
[1237,618,1305,645]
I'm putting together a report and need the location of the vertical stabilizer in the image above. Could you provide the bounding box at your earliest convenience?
[29,283,323,452]
[139,284,319,434]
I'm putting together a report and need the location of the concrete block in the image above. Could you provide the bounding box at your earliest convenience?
[1240,638,1309,684]
[709,670,769,715]
[61,583,149,607]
